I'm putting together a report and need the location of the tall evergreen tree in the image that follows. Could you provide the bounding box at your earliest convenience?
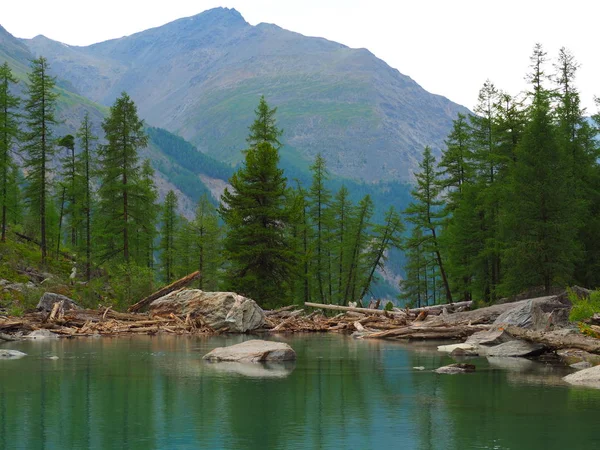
[503,44,577,294]
[404,147,452,303]
[331,185,352,305]
[96,92,148,264]
[76,113,97,280]
[219,97,294,307]
[0,62,19,242]
[247,95,283,149]
[22,57,58,263]
[308,154,333,303]
[57,134,76,248]
[159,190,178,283]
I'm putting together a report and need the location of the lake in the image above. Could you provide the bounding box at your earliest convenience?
[1,334,599,449]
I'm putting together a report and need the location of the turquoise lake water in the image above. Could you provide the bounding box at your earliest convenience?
[1,334,599,449]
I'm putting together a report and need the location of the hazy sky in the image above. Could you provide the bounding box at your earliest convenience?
[2,0,598,111]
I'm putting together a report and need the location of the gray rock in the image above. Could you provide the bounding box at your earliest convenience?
[435,363,476,374]
[0,349,27,359]
[570,361,593,370]
[465,329,514,346]
[203,340,296,363]
[485,340,545,357]
[450,347,479,357]
[563,365,600,388]
[36,292,81,313]
[25,329,59,340]
[150,290,265,332]
[493,295,571,331]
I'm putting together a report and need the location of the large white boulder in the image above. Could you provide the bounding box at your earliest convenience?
[563,365,600,389]
[150,290,265,332]
[203,339,296,363]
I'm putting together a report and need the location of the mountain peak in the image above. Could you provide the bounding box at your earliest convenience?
[181,7,247,28]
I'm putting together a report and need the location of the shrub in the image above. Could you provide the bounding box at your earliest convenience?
[569,289,600,323]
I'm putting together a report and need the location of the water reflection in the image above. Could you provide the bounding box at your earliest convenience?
[0,335,600,449]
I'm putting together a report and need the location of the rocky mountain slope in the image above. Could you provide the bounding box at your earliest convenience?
[22,7,469,182]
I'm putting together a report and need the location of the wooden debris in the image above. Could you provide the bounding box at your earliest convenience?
[128,271,201,313]
[304,302,406,317]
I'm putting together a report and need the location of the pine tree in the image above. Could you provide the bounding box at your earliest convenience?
[404,147,452,303]
[131,159,159,268]
[76,113,97,280]
[190,193,222,290]
[503,44,577,294]
[159,190,178,283]
[22,57,58,264]
[97,92,148,264]
[0,62,19,242]
[438,113,473,201]
[308,154,333,303]
[331,186,352,305]
[359,206,403,299]
[219,140,295,307]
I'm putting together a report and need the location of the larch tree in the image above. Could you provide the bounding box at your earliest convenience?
[22,57,58,264]
[0,62,19,242]
[159,190,178,283]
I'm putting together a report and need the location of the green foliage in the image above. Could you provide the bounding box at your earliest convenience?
[96,92,149,264]
[22,57,58,264]
[569,290,600,323]
[159,190,178,283]
[105,263,155,310]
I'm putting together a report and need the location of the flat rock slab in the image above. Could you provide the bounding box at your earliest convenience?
[465,329,513,346]
[570,361,593,370]
[203,340,296,363]
[485,340,545,357]
[564,365,600,389]
[435,363,476,374]
[0,349,27,359]
[437,343,476,353]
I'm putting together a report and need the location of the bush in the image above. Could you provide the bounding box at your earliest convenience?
[107,263,156,311]
[569,289,600,322]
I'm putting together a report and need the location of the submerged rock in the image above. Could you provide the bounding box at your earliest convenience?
[150,290,265,333]
[450,347,479,357]
[437,343,476,353]
[570,361,593,370]
[37,292,81,313]
[203,339,296,363]
[435,363,476,374]
[563,365,600,389]
[205,361,296,378]
[485,340,545,357]
[0,349,27,359]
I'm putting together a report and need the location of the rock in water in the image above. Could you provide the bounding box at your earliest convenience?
[203,340,296,363]
[36,292,81,312]
[563,365,600,389]
[493,296,571,331]
[570,362,593,370]
[25,329,59,340]
[0,349,27,359]
[465,329,513,346]
[485,340,545,357]
[150,290,265,332]
[435,363,476,374]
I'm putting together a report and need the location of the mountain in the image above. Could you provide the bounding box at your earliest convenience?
[22,7,469,182]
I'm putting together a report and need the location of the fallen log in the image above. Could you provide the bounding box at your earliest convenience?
[361,324,490,340]
[128,271,201,312]
[407,300,473,314]
[304,302,405,317]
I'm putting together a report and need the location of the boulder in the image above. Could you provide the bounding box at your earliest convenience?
[203,339,296,363]
[563,365,600,389]
[493,295,571,331]
[485,340,545,357]
[435,363,476,374]
[465,329,513,346]
[150,290,265,332]
[25,329,59,340]
[0,349,27,359]
[36,292,81,313]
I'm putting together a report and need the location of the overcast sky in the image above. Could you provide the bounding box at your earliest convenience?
[2,0,598,111]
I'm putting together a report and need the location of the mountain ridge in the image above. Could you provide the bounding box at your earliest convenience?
[19,7,470,182]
